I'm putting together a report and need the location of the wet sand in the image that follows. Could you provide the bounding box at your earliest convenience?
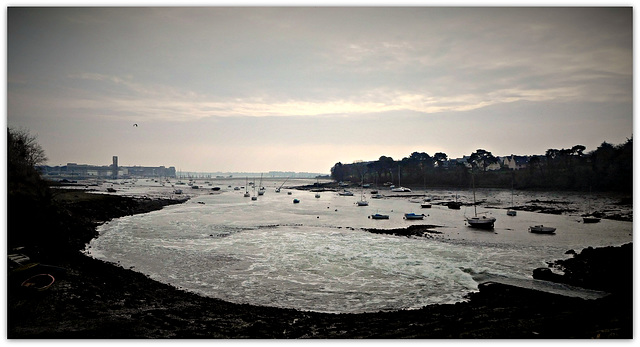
[7,190,632,338]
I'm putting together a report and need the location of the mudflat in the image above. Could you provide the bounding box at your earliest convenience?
[7,190,632,338]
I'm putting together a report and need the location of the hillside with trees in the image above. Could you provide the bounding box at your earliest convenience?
[330,138,632,193]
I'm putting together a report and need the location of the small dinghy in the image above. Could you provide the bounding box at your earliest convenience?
[583,217,601,223]
[529,225,556,234]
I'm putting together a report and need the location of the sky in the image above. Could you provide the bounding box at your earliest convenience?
[6,6,633,174]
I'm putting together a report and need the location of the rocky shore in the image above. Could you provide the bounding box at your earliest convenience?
[7,190,633,338]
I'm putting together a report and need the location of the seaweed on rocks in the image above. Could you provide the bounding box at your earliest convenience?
[533,243,633,297]
[362,224,442,238]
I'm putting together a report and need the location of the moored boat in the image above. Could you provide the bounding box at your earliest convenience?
[243,177,250,197]
[466,216,496,229]
[466,172,496,229]
[529,225,556,234]
[404,213,425,220]
[583,217,601,223]
[447,201,462,210]
[356,177,368,206]
[276,177,289,193]
[370,213,390,219]
[583,187,600,223]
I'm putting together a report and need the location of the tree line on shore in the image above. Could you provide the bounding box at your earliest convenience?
[330,138,632,193]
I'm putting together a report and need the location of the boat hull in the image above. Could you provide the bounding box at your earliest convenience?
[447,202,462,210]
[529,225,556,234]
[404,213,425,220]
[466,217,496,229]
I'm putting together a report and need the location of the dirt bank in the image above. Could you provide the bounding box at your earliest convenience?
[7,191,632,338]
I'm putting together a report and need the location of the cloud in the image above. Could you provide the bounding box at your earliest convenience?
[7,7,632,173]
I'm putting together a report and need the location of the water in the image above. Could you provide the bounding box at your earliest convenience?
[85,178,632,313]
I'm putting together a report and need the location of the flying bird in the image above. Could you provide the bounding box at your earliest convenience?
[133,123,138,127]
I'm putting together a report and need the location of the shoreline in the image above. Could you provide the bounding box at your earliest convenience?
[7,190,633,338]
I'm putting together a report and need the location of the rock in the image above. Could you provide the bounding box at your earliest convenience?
[532,267,567,283]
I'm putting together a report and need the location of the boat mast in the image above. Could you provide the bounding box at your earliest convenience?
[472,170,477,217]
[511,180,514,207]
[278,177,289,190]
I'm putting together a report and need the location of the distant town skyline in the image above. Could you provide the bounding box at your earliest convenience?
[7,7,633,174]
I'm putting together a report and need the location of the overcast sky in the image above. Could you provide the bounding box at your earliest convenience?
[7,7,633,174]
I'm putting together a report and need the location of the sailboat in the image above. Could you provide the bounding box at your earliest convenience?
[243,177,251,197]
[422,172,431,207]
[447,193,461,209]
[356,176,368,206]
[583,187,600,223]
[314,177,321,198]
[258,173,265,196]
[251,181,258,200]
[507,180,517,216]
[391,167,411,192]
[465,172,496,229]
[275,177,289,193]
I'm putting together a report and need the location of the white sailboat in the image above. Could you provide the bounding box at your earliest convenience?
[251,180,258,200]
[243,177,251,197]
[275,177,289,193]
[466,172,496,229]
[356,176,368,206]
[391,166,411,192]
[258,173,265,196]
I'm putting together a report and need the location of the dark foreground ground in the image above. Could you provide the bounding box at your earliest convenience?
[7,190,633,338]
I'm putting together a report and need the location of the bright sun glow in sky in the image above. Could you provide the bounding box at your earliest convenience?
[7,6,633,174]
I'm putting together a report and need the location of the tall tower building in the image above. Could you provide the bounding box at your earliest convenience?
[112,156,118,179]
